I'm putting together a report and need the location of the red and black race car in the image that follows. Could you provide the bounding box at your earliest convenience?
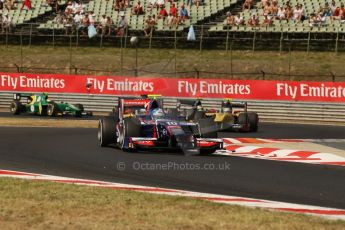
[98,96,223,154]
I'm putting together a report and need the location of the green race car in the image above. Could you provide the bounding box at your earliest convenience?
[10,93,92,117]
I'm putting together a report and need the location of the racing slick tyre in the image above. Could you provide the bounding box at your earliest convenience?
[248,112,259,132]
[199,148,217,155]
[119,117,141,151]
[74,104,84,117]
[166,108,179,119]
[47,103,58,117]
[198,117,218,138]
[98,116,117,147]
[10,101,22,115]
[74,103,84,112]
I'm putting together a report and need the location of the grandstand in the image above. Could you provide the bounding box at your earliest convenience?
[1,0,345,50]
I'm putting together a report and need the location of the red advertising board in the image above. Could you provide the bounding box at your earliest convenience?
[1,72,345,103]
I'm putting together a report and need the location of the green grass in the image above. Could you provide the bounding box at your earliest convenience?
[0,177,344,229]
[0,45,344,81]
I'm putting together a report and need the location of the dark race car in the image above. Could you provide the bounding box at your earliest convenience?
[98,96,223,154]
[177,99,259,132]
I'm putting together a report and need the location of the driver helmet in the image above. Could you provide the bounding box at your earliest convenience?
[151,108,165,118]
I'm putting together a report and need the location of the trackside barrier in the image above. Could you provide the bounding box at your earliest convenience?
[1,92,345,124]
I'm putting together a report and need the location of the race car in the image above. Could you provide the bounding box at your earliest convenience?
[98,96,223,154]
[10,93,92,117]
[178,99,259,132]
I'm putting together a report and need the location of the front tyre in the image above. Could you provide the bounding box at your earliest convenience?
[98,117,117,147]
[47,103,58,117]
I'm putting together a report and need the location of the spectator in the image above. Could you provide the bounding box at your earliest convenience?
[88,11,95,26]
[284,4,293,20]
[234,14,245,26]
[63,15,73,35]
[242,0,253,10]
[319,2,332,17]
[117,14,128,36]
[21,0,32,11]
[80,13,90,35]
[74,11,83,28]
[113,0,125,11]
[144,15,156,36]
[5,0,15,11]
[260,0,269,9]
[332,3,345,21]
[170,3,177,17]
[247,14,259,27]
[65,1,73,15]
[276,6,285,20]
[186,0,192,6]
[166,12,175,25]
[224,11,235,26]
[330,0,337,15]
[262,13,273,26]
[194,0,202,7]
[309,12,326,27]
[158,6,168,19]
[148,0,157,11]
[179,4,189,22]
[53,12,65,24]
[263,1,272,15]
[0,0,4,10]
[132,1,144,15]
[271,1,278,16]
[157,0,164,8]
[2,12,12,33]
[97,14,108,35]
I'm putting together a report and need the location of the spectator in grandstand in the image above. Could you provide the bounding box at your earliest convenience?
[242,0,253,10]
[117,14,128,36]
[113,0,124,11]
[0,0,4,10]
[224,11,235,26]
[263,1,271,15]
[105,16,113,35]
[260,0,268,9]
[74,0,85,15]
[63,15,73,35]
[88,11,96,26]
[276,6,286,20]
[65,1,74,15]
[157,0,165,8]
[80,13,90,35]
[309,12,326,27]
[193,0,202,7]
[132,1,144,15]
[148,0,158,11]
[1,13,12,33]
[5,0,15,11]
[144,15,156,36]
[271,1,278,17]
[292,4,305,22]
[186,0,192,6]
[319,2,332,17]
[97,14,108,35]
[158,5,168,20]
[332,3,345,21]
[247,14,259,27]
[234,14,245,26]
[330,0,337,15]
[179,4,189,22]
[170,3,177,17]
[262,13,273,26]
[74,11,83,26]
[20,0,32,11]
[166,12,175,25]
[53,11,65,24]
[284,4,293,20]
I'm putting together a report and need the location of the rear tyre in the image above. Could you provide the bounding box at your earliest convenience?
[198,118,218,138]
[47,103,58,117]
[10,101,22,115]
[248,112,259,132]
[199,148,217,155]
[98,117,117,147]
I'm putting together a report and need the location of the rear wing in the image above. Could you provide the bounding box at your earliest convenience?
[13,93,34,101]
[177,99,202,109]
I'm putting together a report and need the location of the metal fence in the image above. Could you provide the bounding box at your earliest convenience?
[1,91,345,124]
[1,23,345,81]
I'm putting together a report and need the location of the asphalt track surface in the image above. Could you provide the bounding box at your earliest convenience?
[1,123,345,209]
